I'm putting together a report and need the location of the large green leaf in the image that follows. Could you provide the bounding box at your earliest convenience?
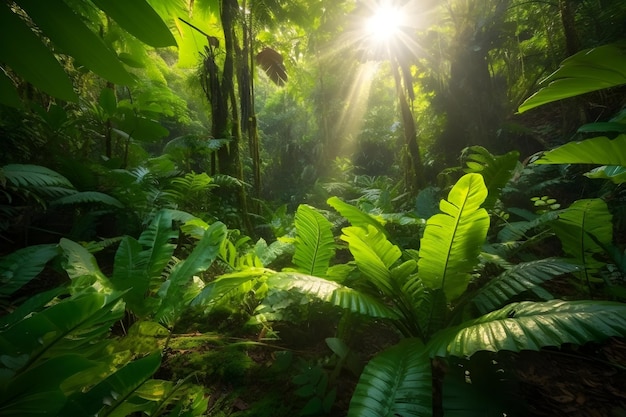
[138,210,177,280]
[341,225,402,297]
[15,0,134,86]
[0,244,60,298]
[0,71,22,108]
[535,134,626,166]
[52,191,124,208]
[61,352,161,416]
[90,0,177,47]
[0,291,125,366]
[518,44,626,113]
[2,164,73,189]
[155,222,227,322]
[0,3,77,102]
[293,205,335,277]
[267,272,399,320]
[111,236,151,315]
[551,199,613,284]
[192,268,270,312]
[418,173,489,301]
[427,299,626,358]
[472,258,578,314]
[348,338,431,417]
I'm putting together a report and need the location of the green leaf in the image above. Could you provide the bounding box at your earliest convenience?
[138,211,177,280]
[111,237,150,315]
[0,3,77,101]
[348,339,431,417]
[577,122,626,134]
[0,71,22,108]
[0,244,60,298]
[155,222,227,322]
[518,44,626,113]
[0,287,66,329]
[15,0,134,85]
[472,258,578,314]
[418,173,489,301]
[535,134,626,166]
[552,199,613,283]
[90,0,177,47]
[293,205,335,277]
[2,164,73,189]
[0,291,125,363]
[267,272,399,320]
[52,191,124,208]
[59,238,111,290]
[192,268,269,313]
[327,196,387,236]
[61,352,161,416]
[462,146,519,210]
[113,115,169,142]
[585,165,626,184]
[428,300,626,357]
[99,88,118,117]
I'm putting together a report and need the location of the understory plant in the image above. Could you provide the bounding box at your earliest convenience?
[0,209,227,416]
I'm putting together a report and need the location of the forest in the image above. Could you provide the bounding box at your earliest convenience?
[1,0,626,416]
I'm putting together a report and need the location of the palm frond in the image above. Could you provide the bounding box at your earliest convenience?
[0,244,60,298]
[2,164,74,189]
[52,191,124,208]
[418,173,489,302]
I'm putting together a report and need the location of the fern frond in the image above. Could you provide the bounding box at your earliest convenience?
[52,191,124,208]
[2,164,74,189]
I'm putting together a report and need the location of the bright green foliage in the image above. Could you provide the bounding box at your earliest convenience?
[418,173,489,301]
[518,44,626,113]
[327,196,387,236]
[348,339,431,417]
[428,300,626,357]
[293,205,336,277]
[535,134,626,166]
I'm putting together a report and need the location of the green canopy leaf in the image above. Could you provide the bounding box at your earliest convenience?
[535,134,626,166]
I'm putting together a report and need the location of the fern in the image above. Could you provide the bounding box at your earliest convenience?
[0,244,60,298]
[52,191,124,208]
[2,164,74,189]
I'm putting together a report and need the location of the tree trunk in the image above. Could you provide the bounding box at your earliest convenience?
[559,0,581,56]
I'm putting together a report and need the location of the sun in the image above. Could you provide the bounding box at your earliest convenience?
[364,2,406,44]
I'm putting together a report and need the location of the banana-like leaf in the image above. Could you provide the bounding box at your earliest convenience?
[427,299,626,358]
[0,3,77,102]
[552,199,613,283]
[0,71,22,108]
[14,0,134,86]
[348,338,431,417]
[0,244,59,298]
[111,237,151,316]
[341,225,402,297]
[267,272,398,319]
[518,44,626,113]
[155,222,227,323]
[0,291,125,366]
[293,205,335,277]
[534,134,626,166]
[418,173,489,301]
[472,258,578,314]
[327,196,387,236]
[61,352,161,416]
[463,146,520,210]
[90,0,177,47]
[0,287,65,329]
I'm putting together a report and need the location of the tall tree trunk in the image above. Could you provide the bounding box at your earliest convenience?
[559,0,581,55]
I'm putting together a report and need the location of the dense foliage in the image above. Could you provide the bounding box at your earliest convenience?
[1,0,625,416]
